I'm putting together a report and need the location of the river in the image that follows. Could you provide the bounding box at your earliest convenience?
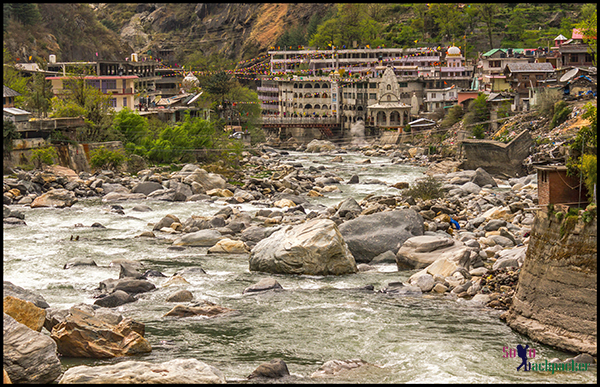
[3,151,596,383]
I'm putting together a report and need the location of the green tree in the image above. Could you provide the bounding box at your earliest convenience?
[89,146,126,171]
[111,107,149,145]
[31,146,58,169]
[429,3,465,42]
[201,71,235,110]
[566,103,597,202]
[506,9,526,42]
[576,5,597,66]
[50,72,114,141]
[24,72,53,118]
[463,93,490,131]
[8,3,42,26]
[476,4,498,50]
[3,119,21,158]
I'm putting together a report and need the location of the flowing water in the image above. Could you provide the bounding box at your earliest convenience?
[3,151,596,383]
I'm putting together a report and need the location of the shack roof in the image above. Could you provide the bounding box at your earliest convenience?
[3,85,21,98]
[505,62,555,73]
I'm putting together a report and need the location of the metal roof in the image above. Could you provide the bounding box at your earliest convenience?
[3,107,31,115]
[3,85,21,98]
[505,62,555,73]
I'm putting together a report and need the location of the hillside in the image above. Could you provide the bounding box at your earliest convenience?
[3,3,591,66]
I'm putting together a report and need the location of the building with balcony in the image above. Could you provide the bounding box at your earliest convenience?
[45,75,138,111]
[258,45,474,131]
[475,48,537,92]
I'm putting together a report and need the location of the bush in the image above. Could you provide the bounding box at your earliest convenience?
[31,146,58,169]
[550,100,571,129]
[404,176,444,200]
[89,146,126,171]
[472,124,485,139]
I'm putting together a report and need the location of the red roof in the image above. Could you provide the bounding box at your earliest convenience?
[572,28,596,40]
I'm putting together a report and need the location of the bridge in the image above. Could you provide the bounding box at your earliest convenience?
[260,116,341,138]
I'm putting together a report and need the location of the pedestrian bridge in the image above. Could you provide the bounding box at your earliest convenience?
[261,116,340,138]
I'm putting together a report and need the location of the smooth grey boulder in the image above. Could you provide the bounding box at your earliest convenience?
[131,181,163,195]
[396,235,471,270]
[249,218,357,276]
[338,209,424,263]
[242,278,284,294]
[63,258,97,269]
[173,229,222,247]
[335,197,362,218]
[471,167,497,188]
[93,290,137,308]
[4,313,62,384]
[153,214,181,231]
[165,289,194,302]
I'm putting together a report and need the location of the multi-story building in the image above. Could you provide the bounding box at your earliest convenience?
[258,45,473,131]
[45,54,162,109]
[45,74,138,112]
[474,48,537,92]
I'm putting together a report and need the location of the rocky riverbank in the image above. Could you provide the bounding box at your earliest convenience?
[3,140,596,382]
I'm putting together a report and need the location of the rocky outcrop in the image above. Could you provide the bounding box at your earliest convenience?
[50,307,152,358]
[3,296,46,332]
[3,313,62,384]
[59,358,226,384]
[249,218,357,276]
[503,210,597,356]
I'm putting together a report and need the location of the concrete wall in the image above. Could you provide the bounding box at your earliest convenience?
[460,130,533,177]
[504,209,597,356]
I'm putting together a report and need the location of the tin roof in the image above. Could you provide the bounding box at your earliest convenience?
[3,85,21,98]
[505,62,555,73]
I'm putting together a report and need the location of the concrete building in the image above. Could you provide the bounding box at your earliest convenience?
[535,165,588,208]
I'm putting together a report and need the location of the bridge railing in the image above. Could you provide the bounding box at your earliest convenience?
[261,116,339,125]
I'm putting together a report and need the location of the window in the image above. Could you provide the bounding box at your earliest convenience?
[110,98,117,108]
[104,79,116,90]
[431,93,436,99]
[387,84,391,90]
[369,93,376,99]
[399,82,408,88]
[123,97,127,107]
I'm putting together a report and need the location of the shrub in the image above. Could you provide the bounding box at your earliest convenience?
[472,124,485,139]
[31,146,58,169]
[404,176,444,200]
[550,100,571,129]
[89,146,126,171]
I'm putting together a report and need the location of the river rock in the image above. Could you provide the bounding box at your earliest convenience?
[338,209,424,263]
[59,358,226,384]
[163,301,235,318]
[30,188,77,208]
[173,229,222,247]
[131,181,163,195]
[165,290,194,302]
[101,191,146,201]
[242,278,284,294]
[63,257,97,269]
[248,359,290,379]
[249,218,357,276]
[409,273,436,292]
[94,290,137,308]
[3,313,62,384]
[335,197,363,219]
[3,296,46,332]
[3,281,50,309]
[306,139,336,153]
[119,263,145,279]
[98,278,156,295]
[51,307,151,358]
[310,359,374,379]
[207,238,249,254]
[471,167,497,188]
[396,235,471,270]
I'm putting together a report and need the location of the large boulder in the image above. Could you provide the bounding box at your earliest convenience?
[59,359,226,384]
[207,238,249,254]
[3,281,50,309]
[30,188,77,208]
[172,229,223,247]
[248,359,290,379]
[338,209,424,263]
[163,301,235,318]
[396,235,471,270]
[471,167,498,188]
[174,165,226,192]
[131,181,163,195]
[93,290,137,308]
[50,307,151,358]
[249,218,357,276]
[3,313,62,384]
[3,296,46,332]
[305,139,337,153]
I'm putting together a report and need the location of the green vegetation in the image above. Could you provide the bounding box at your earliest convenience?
[3,119,21,157]
[464,93,490,134]
[89,146,126,171]
[403,175,444,200]
[31,146,58,169]
[550,101,572,129]
[566,103,597,202]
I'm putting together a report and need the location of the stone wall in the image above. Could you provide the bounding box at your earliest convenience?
[460,130,533,177]
[503,209,597,356]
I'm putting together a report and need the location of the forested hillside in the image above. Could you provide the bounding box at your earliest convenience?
[3,3,595,67]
